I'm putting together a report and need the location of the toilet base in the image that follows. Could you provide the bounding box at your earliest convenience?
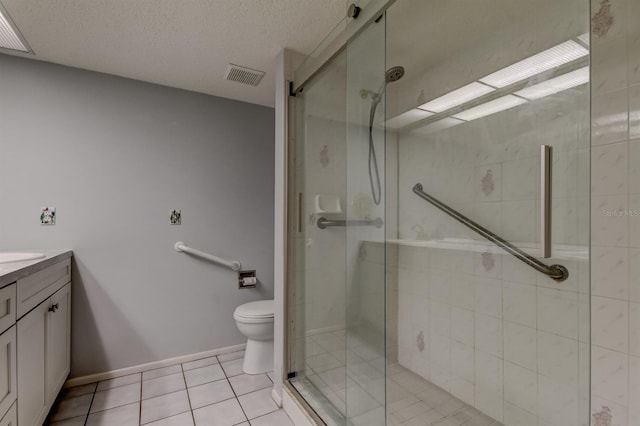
[243,338,274,374]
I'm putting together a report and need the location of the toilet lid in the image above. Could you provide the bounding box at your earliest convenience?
[234,300,274,319]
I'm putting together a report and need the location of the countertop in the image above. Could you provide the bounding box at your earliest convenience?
[0,250,73,288]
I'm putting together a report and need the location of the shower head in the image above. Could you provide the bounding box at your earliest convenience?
[385,66,405,83]
[366,66,406,104]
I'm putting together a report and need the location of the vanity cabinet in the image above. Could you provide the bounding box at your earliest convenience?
[11,258,71,426]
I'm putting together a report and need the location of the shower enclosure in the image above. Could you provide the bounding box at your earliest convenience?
[286,1,591,425]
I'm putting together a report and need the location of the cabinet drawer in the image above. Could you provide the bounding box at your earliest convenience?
[0,402,16,426]
[0,326,16,419]
[0,285,15,335]
[17,259,70,319]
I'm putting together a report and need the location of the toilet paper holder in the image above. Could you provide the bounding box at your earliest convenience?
[238,270,257,288]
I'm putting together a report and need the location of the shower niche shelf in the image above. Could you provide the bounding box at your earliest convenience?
[314,194,342,215]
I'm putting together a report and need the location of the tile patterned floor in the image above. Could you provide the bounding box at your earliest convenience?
[293,329,502,426]
[46,350,295,426]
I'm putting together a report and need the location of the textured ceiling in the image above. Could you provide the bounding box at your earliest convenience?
[0,0,345,107]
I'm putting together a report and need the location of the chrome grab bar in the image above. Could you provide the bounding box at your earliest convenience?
[412,183,568,282]
[317,217,383,229]
[174,241,242,271]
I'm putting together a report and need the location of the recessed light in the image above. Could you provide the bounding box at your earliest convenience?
[386,108,434,129]
[479,40,588,88]
[515,67,589,100]
[452,95,527,121]
[418,82,495,113]
[0,2,30,52]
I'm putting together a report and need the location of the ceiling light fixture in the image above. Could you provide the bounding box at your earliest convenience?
[479,40,588,88]
[452,95,527,121]
[413,117,466,135]
[418,82,495,113]
[386,108,434,129]
[0,2,30,52]
[515,67,589,100]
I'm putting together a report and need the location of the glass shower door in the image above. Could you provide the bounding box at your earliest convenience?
[385,1,591,425]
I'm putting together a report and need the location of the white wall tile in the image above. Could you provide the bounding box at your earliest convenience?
[537,287,579,339]
[629,195,640,248]
[502,200,536,244]
[591,142,629,195]
[592,88,629,146]
[630,85,640,139]
[451,341,475,384]
[502,158,537,201]
[473,251,502,279]
[538,331,579,386]
[475,314,502,357]
[592,345,629,406]
[449,378,475,407]
[450,307,474,346]
[630,303,640,357]
[501,255,536,286]
[592,296,629,353]
[474,164,502,202]
[475,386,503,423]
[591,395,628,426]
[504,322,537,372]
[428,269,450,303]
[503,401,537,426]
[538,374,579,426]
[629,356,640,424]
[592,246,629,299]
[429,301,450,338]
[629,139,640,194]
[503,282,536,327]
[504,362,537,415]
[475,350,503,397]
[591,196,629,246]
[630,249,640,302]
[449,273,475,310]
[592,35,629,94]
[474,278,502,318]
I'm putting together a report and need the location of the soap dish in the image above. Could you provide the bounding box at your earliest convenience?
[315,194,342,214]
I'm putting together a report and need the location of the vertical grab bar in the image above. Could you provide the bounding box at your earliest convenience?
[541,145,552,258]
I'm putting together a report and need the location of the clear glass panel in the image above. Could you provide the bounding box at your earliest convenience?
[385,1,590,425]
[288,47,349,425]
[345,10,387,426]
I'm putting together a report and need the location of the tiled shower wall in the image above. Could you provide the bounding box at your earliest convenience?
[589,0,640,424]
[396,86,591,425]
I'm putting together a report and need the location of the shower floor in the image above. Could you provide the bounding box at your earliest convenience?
[290,328,502,426]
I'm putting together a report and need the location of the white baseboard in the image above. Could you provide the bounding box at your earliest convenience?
[283,385,317,426]
[65,343,246,388]
[272,387,283,407]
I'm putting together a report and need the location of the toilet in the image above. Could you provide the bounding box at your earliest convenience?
[233,299,274,374]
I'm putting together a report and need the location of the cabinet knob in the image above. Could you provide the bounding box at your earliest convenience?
[48,303,59,312]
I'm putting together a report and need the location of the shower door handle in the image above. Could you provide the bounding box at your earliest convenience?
[541,145,552,258]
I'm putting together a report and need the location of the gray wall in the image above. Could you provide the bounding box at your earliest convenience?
[0,54,275,377]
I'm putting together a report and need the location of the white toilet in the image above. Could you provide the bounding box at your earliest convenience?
[233,299,274,374]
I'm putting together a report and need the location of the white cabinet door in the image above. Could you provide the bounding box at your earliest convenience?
[17,302,48,426]
[0,402,16,426]
[0,326,16,417]
[46,283,71,402]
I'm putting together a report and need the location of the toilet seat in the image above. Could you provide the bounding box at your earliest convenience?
[234,300,274,320]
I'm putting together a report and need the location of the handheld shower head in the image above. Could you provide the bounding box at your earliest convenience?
[367,65,405,206]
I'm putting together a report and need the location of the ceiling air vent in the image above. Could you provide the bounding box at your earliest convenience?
[224,64,265,86]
